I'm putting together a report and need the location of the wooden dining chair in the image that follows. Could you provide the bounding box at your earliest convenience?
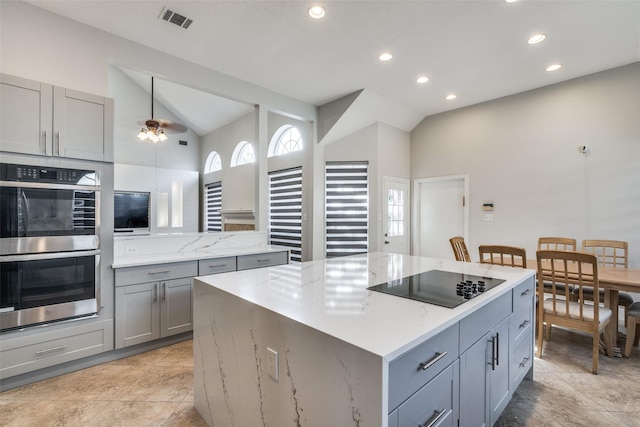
[580,240,633,326]
[537,237,577,251]
[449,236,471,262]
[536,250,613,374]
[624,301,640,357]
[478,245,526,268]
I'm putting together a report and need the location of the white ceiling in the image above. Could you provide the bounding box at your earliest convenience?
[26,0,640,135]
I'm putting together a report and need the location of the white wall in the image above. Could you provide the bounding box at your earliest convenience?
[411,63,640,268]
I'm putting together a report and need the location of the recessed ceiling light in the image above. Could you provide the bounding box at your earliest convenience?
[546,64,562,71]
[416,76,429,84]
[378,52,393,62]
[528,33,546,44]
[308,6,325,19]
[505,0,518,3]
[446,94,457,100]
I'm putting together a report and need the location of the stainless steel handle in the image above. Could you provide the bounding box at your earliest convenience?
[418,351,448,371]
[489,336,496,371]
[148,270,171,275]
[56,131,61,156]
[209,264,228,268]
[35,345,68,355]
[162,282,166,301]
[519,356,530,368]
[2,249,101,262]
[521,288,532,296]
[153,283,158,302]
[420,408,448,427]
[0,180,100,191]
[43,130,47,155]
[519,319,530,329]
[496,332,500,366]
[257,258,272,263]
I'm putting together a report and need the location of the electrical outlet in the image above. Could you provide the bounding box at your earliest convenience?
[229,240,237,247]
[484,214,493,221]
[267,347,278,381]
[125,246,138,255]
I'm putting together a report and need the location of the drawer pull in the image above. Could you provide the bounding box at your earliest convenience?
[521,288,532,296]
[420,408,448,427]
[257,258,272,262]
[519,356,530,368]
[148,270,171,275]
[519,319,530,329]
[418,351,448,371]
[35,345,68,356]
[209,264,228,268]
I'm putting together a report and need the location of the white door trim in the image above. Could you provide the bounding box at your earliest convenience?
[412,174,470,257]
[382,176,410,255]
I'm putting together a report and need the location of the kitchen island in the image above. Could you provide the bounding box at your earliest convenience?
[193,252,535,426]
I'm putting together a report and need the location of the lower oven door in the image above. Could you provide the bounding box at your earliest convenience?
[0,250,100,331]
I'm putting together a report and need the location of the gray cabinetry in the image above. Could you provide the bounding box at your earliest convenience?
[459,292,513,427]
[198,256,236,275]
[509,277,535,390]
[115,261,197,349]
[237,251,289,271]
[0,73,113,162]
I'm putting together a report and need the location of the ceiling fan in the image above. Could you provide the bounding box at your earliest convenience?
[137,76,187,142]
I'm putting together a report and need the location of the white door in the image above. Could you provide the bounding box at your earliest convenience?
[414,175,468,259]
[383,177,410,254]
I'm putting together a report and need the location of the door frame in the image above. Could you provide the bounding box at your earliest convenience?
[382,176,410,255]
[412,174,470,257]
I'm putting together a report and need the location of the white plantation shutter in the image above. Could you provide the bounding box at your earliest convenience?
[205,181,222,232]
[269,167,302,262]
[325,162,369,258]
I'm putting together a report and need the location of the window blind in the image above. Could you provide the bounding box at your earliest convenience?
[269,167,302,262]
[205,181,222,232]
[325,162,369,258]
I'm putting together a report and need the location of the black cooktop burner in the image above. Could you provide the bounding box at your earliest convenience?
[367,269,505,308]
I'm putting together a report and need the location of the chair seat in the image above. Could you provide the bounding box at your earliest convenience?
[543,298,612,325]
[629,301,640,317]
[575,287,634,306]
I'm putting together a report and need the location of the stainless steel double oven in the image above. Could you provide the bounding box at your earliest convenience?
[0,162,101,331]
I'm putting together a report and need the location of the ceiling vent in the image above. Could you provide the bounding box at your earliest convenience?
[159,7,193,29]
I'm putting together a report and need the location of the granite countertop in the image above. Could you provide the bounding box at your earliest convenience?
[112,245,288,268]
[194,252,535,361]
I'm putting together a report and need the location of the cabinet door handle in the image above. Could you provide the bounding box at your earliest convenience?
[519,319,530,329]
[496,332,500,367]
[488,335,497,371]
[418,351,448,371]
[521,288,532,296]
[257,258,272,263]
[519,356,530,368]
[162,282,166,301]
[35,345,68,355]
[56,131,61,156]
[153,283,158,302]
[420,408,448,427]
[148,270,170,275]
[43,130,47,155]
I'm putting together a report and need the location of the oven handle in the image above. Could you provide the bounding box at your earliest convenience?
[0,250,101,262]
[0,180,100,191]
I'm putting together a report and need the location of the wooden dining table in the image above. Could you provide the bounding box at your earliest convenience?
[525,258,640,356]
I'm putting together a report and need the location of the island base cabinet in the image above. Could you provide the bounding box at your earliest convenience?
[459,315,511,427]
[115,278,192,349]
[389,360,459,427]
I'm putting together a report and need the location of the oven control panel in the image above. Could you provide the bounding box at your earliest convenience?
[0,163,97,185]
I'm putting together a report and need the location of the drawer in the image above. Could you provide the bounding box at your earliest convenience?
[388,323,458,411]
[236,251,288,271]
[459,291,511,353]
[0,321,110,379]
[115,261,198,286]
[511,304,533,348]
[397,361,458,427]
[198,256,237,275]
[513,276,535,313]
[510,335,533,390]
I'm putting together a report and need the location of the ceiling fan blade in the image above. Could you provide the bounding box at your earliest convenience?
[156,118,188,133]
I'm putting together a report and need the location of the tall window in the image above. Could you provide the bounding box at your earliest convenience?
[269,167,302,262]
[268,125,303,157]
[204,151,222,173]
[230,141,255,167]
[205,181,222,232]
[325,162,369,258]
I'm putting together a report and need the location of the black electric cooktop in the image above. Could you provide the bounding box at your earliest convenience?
[367,269,505,308]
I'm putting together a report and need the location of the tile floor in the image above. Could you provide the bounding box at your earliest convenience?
[1,328,638,426]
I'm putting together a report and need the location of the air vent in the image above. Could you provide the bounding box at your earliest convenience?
[159,7,193,29]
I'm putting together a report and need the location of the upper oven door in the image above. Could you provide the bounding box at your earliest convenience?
[0,182,100,255]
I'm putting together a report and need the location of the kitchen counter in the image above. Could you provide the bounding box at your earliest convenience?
[193,252,536,426]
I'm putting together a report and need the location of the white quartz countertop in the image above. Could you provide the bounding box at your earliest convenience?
[112,245,288,268]
[194,252,535,361]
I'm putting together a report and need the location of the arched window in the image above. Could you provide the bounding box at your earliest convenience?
[204,151,222,173]
[268,125,303,157]
[231,141,255,167]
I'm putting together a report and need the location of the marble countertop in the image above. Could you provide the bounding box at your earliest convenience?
[194,252,535,361]
[112,245,288,269]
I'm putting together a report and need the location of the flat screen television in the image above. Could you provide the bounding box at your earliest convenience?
[114,191,150,233]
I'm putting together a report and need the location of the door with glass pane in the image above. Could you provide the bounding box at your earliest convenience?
[383,177,409,255]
